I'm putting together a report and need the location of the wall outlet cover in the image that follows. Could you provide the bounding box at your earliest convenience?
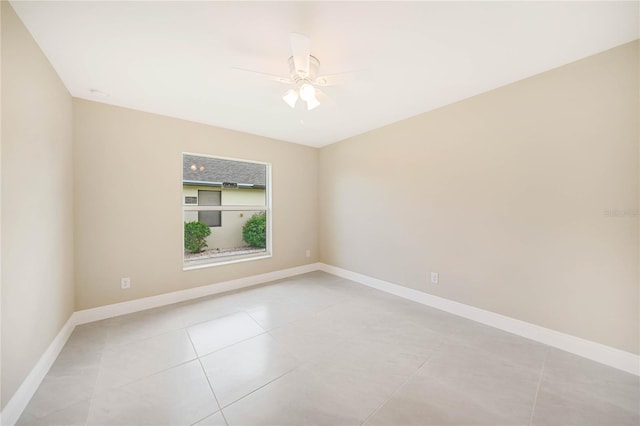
[121,277,131,289]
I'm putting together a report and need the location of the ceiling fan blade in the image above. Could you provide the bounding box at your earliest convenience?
[315,88,335,107]
[314,71,357,87]
[232,67,292,84]
[289,33,310,77]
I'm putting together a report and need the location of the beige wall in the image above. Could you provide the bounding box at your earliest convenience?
[73,99,319,310]
[319,41,640,355]
[1,1,75,407]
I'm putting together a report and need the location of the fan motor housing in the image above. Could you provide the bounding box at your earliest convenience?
[288,55,320,82]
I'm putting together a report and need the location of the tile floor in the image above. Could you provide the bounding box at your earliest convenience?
[17,271,640,426]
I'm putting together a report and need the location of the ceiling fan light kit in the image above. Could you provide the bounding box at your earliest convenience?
[281,84,320,110]
[282,50,322,110]
[282,89,298,108]
[236,33,333,111]
[305,93,320,110]
[287,79,320,111]
[299,83,316,102]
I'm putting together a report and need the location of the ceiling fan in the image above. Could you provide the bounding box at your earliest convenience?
[237,33,341,111]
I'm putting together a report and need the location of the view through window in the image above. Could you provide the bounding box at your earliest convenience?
[183,153,271,268]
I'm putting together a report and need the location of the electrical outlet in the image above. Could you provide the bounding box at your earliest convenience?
[121,277,131,289]
[305,249,311,258]
[430,272,439,284]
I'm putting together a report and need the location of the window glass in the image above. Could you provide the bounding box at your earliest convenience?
[183,154,270,268]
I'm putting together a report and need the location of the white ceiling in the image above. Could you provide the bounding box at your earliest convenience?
[10,1,639,147]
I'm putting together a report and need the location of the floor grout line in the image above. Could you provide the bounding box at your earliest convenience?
[81,333,111,426]
[528,347,550,426]
[186,327,230,426]
[357,334,451,426]
[218,366,301,411]
[85,328,205,397]
[20,330,112,426]
[193,329,270,359]
[243,294,357,334]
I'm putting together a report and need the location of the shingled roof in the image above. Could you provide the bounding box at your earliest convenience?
[183,154,266,188]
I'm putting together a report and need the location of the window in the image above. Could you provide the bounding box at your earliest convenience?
[197,190,221,227]
[183,153,271,268]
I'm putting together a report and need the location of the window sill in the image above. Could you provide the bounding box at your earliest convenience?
[183,252,272,271]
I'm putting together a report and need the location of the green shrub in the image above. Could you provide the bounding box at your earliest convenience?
[184,221,211,253]
[242,212,266,248]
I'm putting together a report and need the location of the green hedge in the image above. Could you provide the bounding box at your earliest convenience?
[242,212,266,248]
[184,221,211,253]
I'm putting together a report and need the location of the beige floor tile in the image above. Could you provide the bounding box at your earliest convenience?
[19,345,102,419]
[86,360,218,426]
[541,349,640,414]
[365,374,530,426]
[187,312,265,356]
[94,328,197,393]
[531,385,639,425]
[17,399,90,426]
[104,305,185,347]
[222,368,363,426]
[531,349,640,425]
[200,333,300,407]
[16,272,639,426]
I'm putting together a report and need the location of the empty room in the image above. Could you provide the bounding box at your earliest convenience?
[1,1,639,425]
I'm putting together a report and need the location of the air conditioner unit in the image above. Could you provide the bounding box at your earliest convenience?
[184,196,198,205]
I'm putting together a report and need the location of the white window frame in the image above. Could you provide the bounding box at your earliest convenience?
[182,152,272,270]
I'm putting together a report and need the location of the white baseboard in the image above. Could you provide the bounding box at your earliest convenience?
[73,262,322,325]
[319,263,640,376]
[1,316,76,426]
[0,262,320,426]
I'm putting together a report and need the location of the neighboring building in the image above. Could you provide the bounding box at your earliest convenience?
[183,154,266,252]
